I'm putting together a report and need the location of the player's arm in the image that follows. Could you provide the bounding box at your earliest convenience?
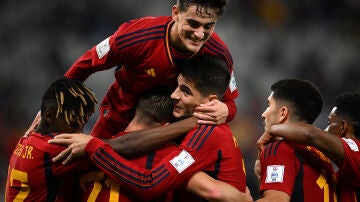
[49,117,197,163]
[50,126,229,199]
[264,122,345,165]
[82,136,218,200]
[187,172,253,202]
[256,190,290,202]
[105,117,197,157]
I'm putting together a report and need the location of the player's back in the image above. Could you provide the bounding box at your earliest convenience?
[6,132,88,201]
[6,133,67,201]
[80,142,177,202]
[260,141,337,202]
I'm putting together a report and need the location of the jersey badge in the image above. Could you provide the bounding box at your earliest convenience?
[96,37,110,59]
[343,138,359,152]
[229,71,237,92]
[170,150,195,173]
[144,68,156,77]
[265,165,284,183]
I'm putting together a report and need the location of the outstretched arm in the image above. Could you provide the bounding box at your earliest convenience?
[105,117,197,157]
[49,117,197,164]
[262,122,344,165]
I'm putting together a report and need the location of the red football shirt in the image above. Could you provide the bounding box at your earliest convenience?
[336,138,360,202]
[65,16,239,138]
[84,124,246,200]
[5,132,91,201]
[259,141,337,202]
[80,134,176,201]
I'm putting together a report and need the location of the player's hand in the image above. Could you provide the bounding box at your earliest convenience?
[48,133,93,165]
[25,111,41,137]
[256,132,276,153]
[254,159,261,180]
[193,100,228,125]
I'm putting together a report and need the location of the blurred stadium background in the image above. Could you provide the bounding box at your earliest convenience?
[1,0,359,199]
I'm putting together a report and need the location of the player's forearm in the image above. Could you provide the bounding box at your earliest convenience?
[104,117,197,158]
[64,50,94,81]
[268,123,344,165]
[267,123,315,145]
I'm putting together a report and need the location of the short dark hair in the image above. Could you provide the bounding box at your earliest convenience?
[177,0,229,17]
[179,55,230,99]
[41,77,97,126]
[270,79,322,124]
[137,86,174,123]
[334,92,360,139]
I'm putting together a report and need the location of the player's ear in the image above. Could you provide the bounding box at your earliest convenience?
[43,108,55,123]
[208,94,218,101]
[172,5,180,21]
[340,120,349,137]
[279,106,288,123]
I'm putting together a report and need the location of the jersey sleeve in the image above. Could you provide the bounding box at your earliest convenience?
[339,138,360,186]
[65,17,157,81]
[259,141,299,197]
[84,125,222,200]
[206,33,238,122]
[64,34,119,81]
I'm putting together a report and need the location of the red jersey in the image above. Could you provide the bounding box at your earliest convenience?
[65,16,238,138]
[80,139,176,202]
[5,132,90,201]
[336,138,360,202]
[259,141,337,202]
[84,124,246,200]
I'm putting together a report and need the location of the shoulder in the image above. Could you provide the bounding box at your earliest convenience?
[201,32,233,66]
[183,124,231,148]
[28,133,67,154]
[341,137,360,153]
[261,141,294,159]
[117,16,172,31]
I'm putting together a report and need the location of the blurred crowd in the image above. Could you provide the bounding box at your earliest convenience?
[1,0,359,199]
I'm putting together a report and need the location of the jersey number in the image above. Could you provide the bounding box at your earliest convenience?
[9,168,30,201]
[316,174,337,202]
[86,173,120,202]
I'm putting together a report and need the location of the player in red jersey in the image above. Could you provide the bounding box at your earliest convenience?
[5,78,97,201]
[49,55,247,201]
[257,92,360,201]
[80,85,250,202]
[26,0,238,139]
[256,79,337,202]
[80,86,176,201]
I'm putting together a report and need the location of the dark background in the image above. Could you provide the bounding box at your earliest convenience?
[1,0,359,199]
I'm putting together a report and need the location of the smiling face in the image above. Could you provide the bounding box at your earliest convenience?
[171,5,218,53]
[170,74,210,119]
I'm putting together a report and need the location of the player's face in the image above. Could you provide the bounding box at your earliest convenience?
[262,92,282,130]
[171,74,209,119]
[324,107,343,137]
[171,5,218,53]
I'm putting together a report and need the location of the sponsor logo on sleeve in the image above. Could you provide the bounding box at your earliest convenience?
[96,37,110,59]
[265,165,285,183]
[170,150,195,173]
[343,138,359,152]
